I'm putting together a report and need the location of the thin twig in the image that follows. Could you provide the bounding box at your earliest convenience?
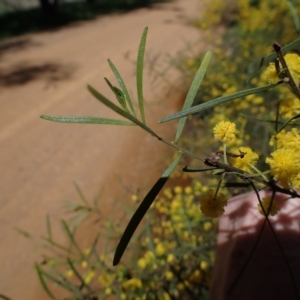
[227,182,269,295]
[273,42,300,100]
[204,158,300,199]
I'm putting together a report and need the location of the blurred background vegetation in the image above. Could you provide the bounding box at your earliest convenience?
[9,0,300,299]
[0,0,170,40]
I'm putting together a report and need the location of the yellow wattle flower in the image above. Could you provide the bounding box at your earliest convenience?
[263,52,300,84]
[122,278,142,291]
[263,62,278,84]
[284,53,300,84]
[213,121,236,143]
[258,196,281,216]
[230,146,259,172]
[200,189,227,218]
[270,128,300,149]
[266,148,300,187]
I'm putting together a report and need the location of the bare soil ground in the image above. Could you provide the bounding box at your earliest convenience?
[0,0,205,298]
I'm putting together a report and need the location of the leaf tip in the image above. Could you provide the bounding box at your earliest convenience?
[40,115,50,121]
[113,248,122,266]
[112,258,119,266]
[158,116,171,123]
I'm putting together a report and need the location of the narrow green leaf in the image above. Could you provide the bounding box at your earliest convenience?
[40,115,136,126]
[66,258,91,292]
[277,113,300,133]
[183,166,217,172]
[113,154,182,266]
[41,237,71,253]
[91,234,101,264]
[61,220,84,259]
[108,59,136,116]
[213,170,226,176]
[104,77,129,112]
[175,51,211,142]
[39,266,79,293]
[46,215,52,241]
[74,182,89,206]
[136,27,148,123]
[145,216,156,256]
[15,228,32,239]
[288,1,300,33]
[93,187,103,210]
[35,263,56,300]
[160,83,278,123]
[87,84,160,138]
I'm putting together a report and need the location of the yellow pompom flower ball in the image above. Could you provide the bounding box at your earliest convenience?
[266,148,300,187]
[213,121,236,143]
[200,189,227,218]
[230,147,259,172]
[258,196,281,216]
[263,52,300,84]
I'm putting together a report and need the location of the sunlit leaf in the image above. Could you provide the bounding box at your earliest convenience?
[40,115,136,126]
[136,27,148,123]
[46,215,52,241]
[104,77,129,112]
[113,154,182,266]
[175,51,211,142]
[108,59,136,116]
[87,84,159,137]
[160,83,278,123]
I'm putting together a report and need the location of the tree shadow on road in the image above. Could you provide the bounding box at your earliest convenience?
[0,38,43,60]
[0,61,77,87]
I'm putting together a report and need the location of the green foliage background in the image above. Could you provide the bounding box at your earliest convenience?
[0,0,169,40]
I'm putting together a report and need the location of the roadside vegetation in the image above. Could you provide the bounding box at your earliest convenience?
[13,0,300,299]
[0,0,169,40]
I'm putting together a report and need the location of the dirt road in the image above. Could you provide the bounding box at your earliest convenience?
[0,1,203,298]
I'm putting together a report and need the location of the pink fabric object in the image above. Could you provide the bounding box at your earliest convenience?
[209,190,300,300]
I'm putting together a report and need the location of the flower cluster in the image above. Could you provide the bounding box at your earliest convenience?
[33,1,300,299]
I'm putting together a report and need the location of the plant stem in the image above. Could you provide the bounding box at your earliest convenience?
[273,41,300,100]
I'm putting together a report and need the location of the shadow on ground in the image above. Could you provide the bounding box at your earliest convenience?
[0,0,172,41]
[0,61,77,87]
[0,38,42,59]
